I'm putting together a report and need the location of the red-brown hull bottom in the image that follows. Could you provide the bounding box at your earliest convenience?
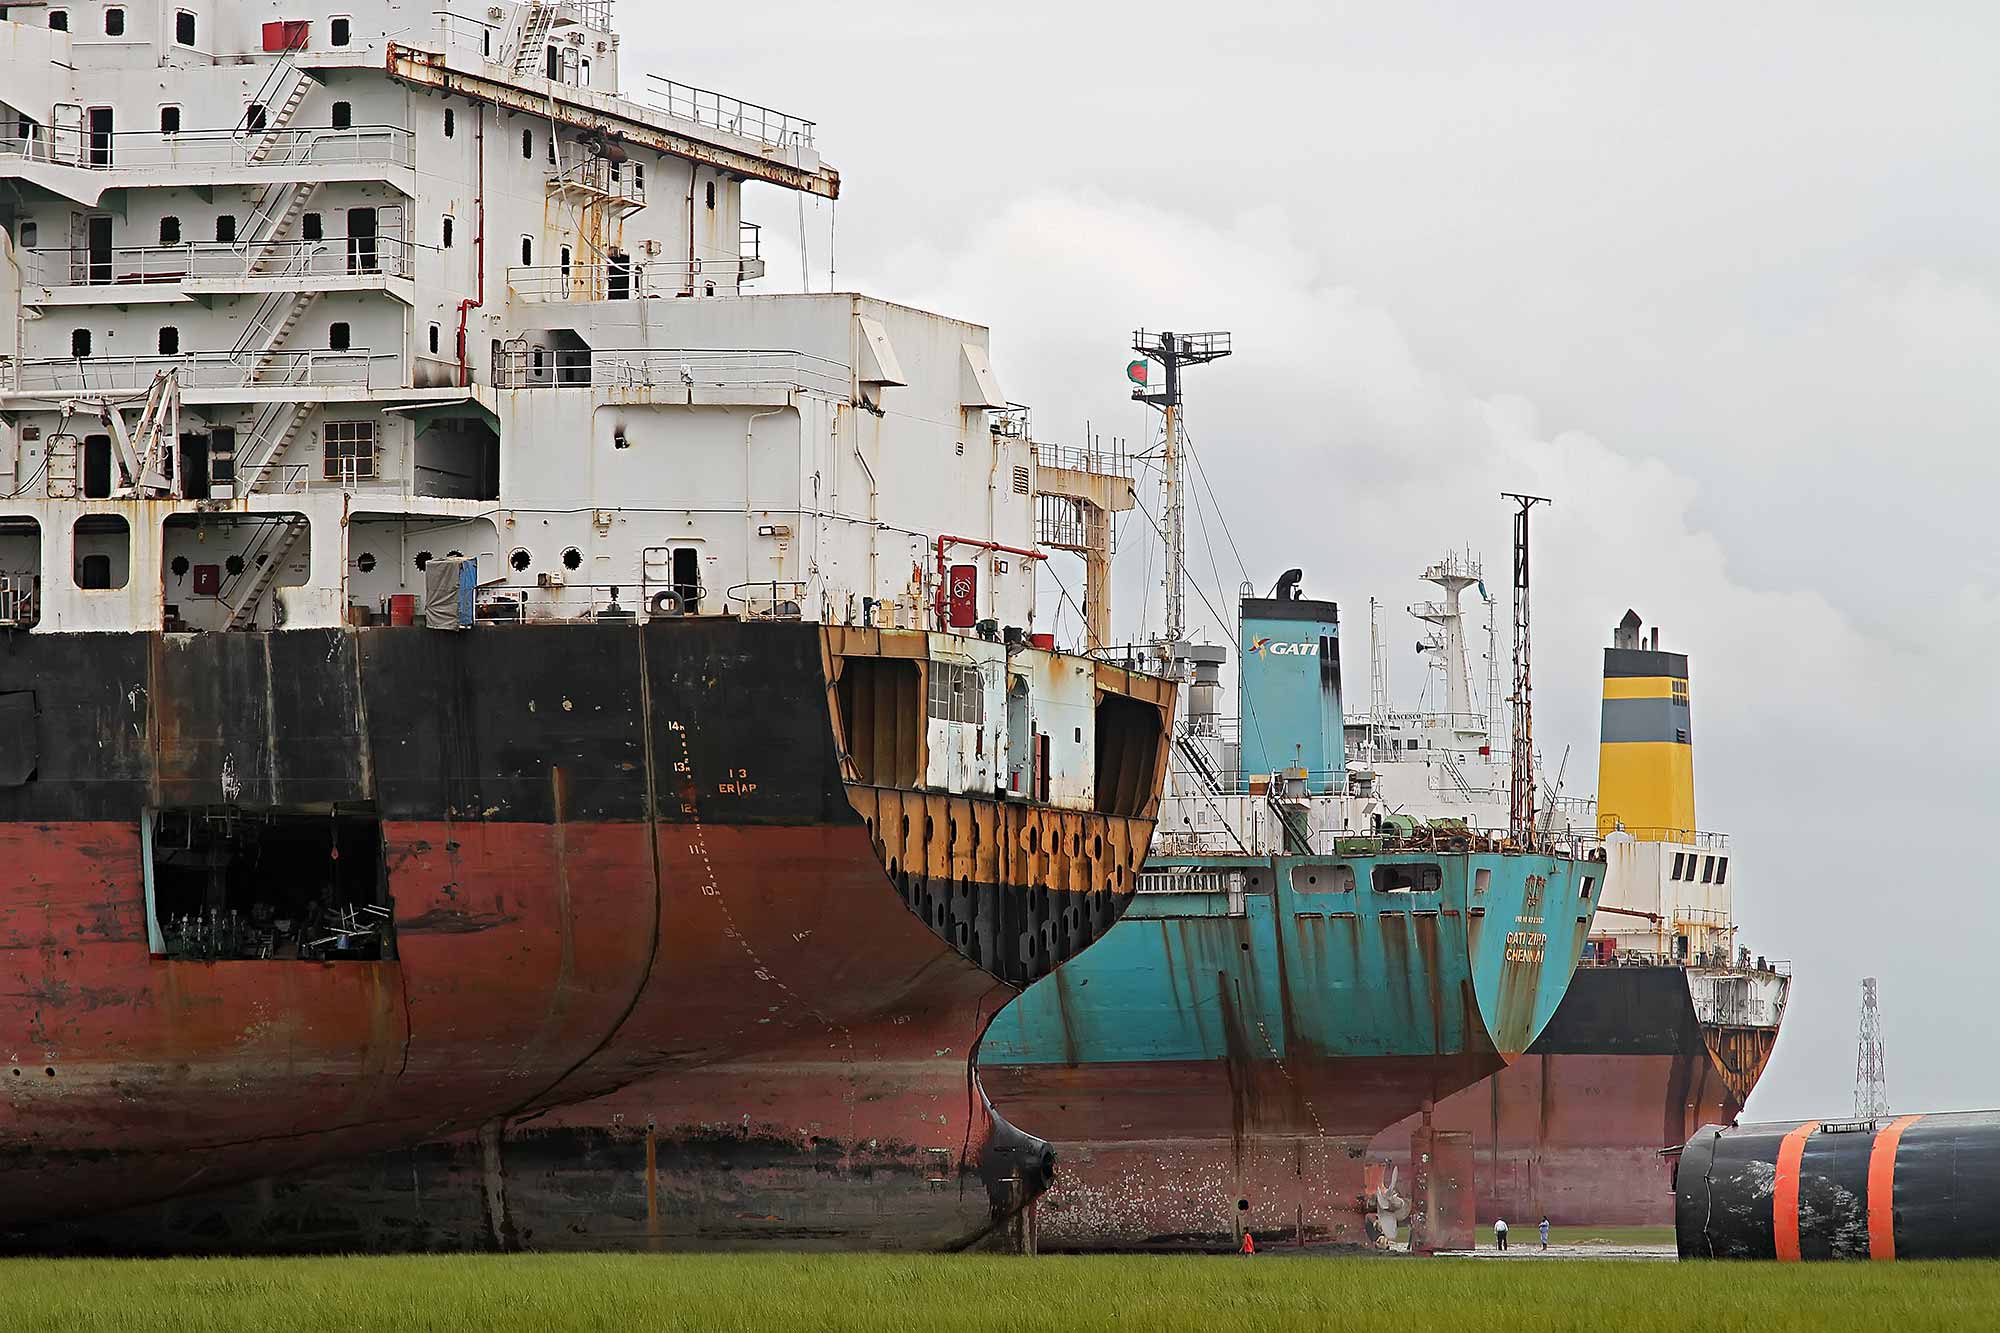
[979,1053,1499,1248]
[1372,1053,1742,1225]
[0,819,1040,1247]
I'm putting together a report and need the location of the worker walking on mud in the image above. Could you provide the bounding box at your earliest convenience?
[1494,1217,1509,1251]
[1539,1217,1551,1250]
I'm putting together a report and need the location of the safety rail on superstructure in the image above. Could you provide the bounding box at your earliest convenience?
[507,253,764,302]
[0,127,416,172]
[1579,949,1792,978]
[23,239,418,290]
[491,345,848,396]
[643,76,815,150]
[0,351,393,395]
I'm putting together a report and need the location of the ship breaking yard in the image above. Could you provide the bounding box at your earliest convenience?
[0,2,1992,1330]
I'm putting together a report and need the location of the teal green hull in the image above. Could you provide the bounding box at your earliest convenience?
[979,846,1596,1247]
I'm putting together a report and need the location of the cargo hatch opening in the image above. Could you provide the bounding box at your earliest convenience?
[144,805,394,961]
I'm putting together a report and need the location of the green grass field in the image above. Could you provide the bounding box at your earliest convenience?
[5,1253,1996,1333]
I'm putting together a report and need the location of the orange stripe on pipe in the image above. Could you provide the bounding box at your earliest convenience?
[1773,1120,1819,1262]
[1867,1114,1924,1260]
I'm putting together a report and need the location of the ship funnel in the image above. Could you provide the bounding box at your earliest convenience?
[1596,613,1694,840]
[1238,577,1344,794]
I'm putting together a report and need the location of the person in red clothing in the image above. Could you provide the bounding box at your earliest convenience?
[1240,1232,1256,1255]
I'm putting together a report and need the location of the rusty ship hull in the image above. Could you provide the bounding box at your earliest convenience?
[1371,963,1784,1225]
[0,620,1171,1252]
[978,849,1596,1249]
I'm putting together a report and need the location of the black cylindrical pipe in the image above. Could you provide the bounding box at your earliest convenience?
[1677,1110,2000,1260]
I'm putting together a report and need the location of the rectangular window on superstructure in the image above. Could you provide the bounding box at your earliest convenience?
[322,420,376,481]
[18,221,36,249]
[1671,852,1685,880]
[160,216,181,245]
[158,326,179,355]
[1700,856,1714,884]
[71,329,91,358]
[174,10,195,46]
[104,7,124,36]
[302,212,323,242]
[442,215,454,249]
[522,128,533,160]
[521,236,533,266]
[926,662,984,725]
[328,321,351,352]
[48,10,67,32]
[443,107,455,139]
[160,106,181,135]
[428,323,440,355]
[332,102,353,131]
[1715,857,1729,885]
[330,16,351,47]
[215,215,237,244]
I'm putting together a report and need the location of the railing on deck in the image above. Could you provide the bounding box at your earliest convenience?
[547,157,647,206]
[507,258,761,302]
[643,75,815,150]
[491,344,848,396]
[26,239,416,289]
[1029,439,1135,480]
[0,127,415,172]
[2,351,392,394]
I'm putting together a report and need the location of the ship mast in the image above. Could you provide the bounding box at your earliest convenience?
[1132,330,1232,647]
[1504,493,1550,846]
[1410,551,1481,722]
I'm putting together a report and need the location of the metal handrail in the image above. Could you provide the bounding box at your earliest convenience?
[27,239,415,287]
[506,257,757,302]
[1578,949,1793,979]
[643,75,815,150]
[492,345,848,396]
[2,351,389,394]
[0,126,415,171]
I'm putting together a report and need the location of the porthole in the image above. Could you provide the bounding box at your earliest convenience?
[356,552,377,573]
[170,556,189,578]
[509,548,532,572]
[414,550,433,570]
[562,547,583,570]
[224,555,245,576]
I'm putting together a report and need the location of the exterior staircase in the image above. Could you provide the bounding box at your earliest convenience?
[244,48,322,166]
[507,4,560,78]
[244,182,321,275]
[223,516,309,630]
[227,288,322,494]
[230,399,312,496]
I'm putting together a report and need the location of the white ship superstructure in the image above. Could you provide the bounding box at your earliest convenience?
[0,1,1113,649]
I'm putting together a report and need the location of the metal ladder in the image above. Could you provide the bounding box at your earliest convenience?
[231,399,311,496]
[244,182,322,275]
[508,4,559,78]
[244,66,321,166]
[223,516,309,630]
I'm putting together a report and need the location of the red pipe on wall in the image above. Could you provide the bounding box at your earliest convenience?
[455,105,486,387]
[933,534,1046,630]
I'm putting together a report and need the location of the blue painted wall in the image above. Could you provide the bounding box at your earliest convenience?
[1236,595,1344,793]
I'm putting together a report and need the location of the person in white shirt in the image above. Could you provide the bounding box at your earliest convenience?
[1494,1217,1510,1251]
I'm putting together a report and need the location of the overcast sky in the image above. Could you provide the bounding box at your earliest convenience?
[628,3,1997,1117]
